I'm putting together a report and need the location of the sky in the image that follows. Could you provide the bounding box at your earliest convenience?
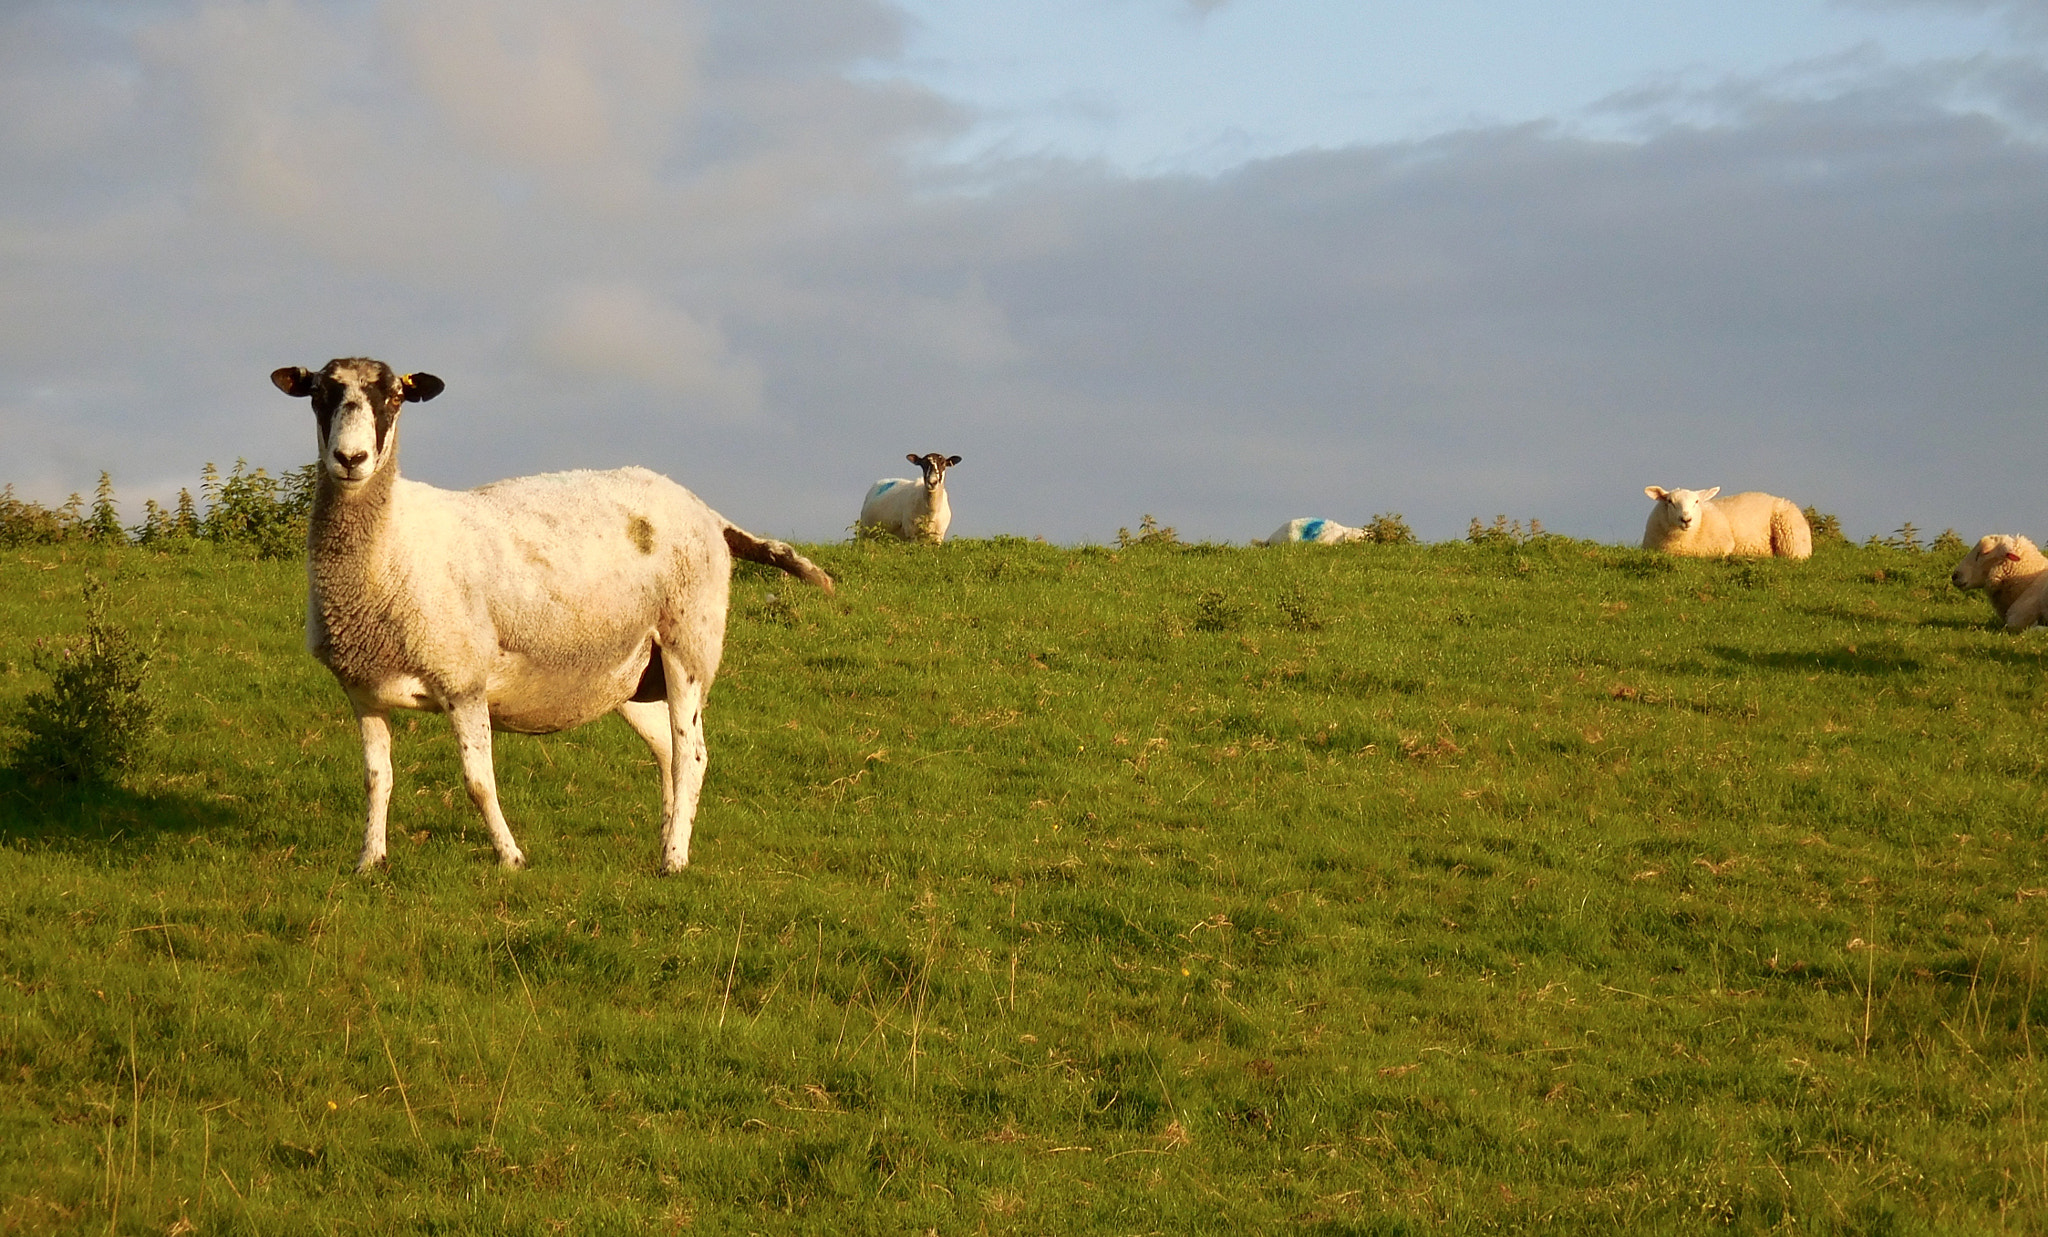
[2,0,2046,544]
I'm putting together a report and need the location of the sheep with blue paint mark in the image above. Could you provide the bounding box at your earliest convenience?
[858,453,960,543]
[1258,517,1369,546]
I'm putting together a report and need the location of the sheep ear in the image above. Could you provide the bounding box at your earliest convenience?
[2007,549,2025,562]
[1699,487,1720,501]
[907,453,922,465]
[946,455,961,466]
[1644,486,1666,500]
[401,372,445,403]
[271,367,314,398]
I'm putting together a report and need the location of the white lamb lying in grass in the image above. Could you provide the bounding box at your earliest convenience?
[1641,486,1812,559]
[1258,518,1368,546]
[1951,534,2048,631]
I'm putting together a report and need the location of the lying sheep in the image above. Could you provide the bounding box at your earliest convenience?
[1258,517,1369,546]
[1951,534,2048,631]
[1641,486,1812,559]
[273,357,833,874]
[858,453,960,542]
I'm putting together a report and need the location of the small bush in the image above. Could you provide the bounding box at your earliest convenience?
[8,577,157,785]
[1931,528,1967,557]
[1803,507,1846,545]
[205,460,315,559]
[1193,589,1242,633]
[1275,581,1325,632]
[1362,512,1418,545]
[1117,515,1180,548]
[1467,515,1544,547]
[0,485,70,547]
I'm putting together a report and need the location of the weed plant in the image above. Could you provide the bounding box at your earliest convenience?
[7,575,156,784]
[1,534,2047,1232]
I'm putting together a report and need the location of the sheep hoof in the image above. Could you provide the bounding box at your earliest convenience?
[497,851,528,871]
[660,855,690,875]
[354,852,388,874]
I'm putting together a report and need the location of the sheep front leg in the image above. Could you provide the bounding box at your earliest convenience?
[658,667,709,874]
[450,697,527,870]
[354,709,394,872]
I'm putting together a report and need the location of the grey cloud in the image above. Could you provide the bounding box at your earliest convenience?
[2,1,2046,550]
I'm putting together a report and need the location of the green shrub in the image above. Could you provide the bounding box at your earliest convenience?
[1467,514,1544,547]
[0,484,70,547]
[1362,511,1418,545]
[203,460,315,559]
[1803,505,1846,545]
[1116,514,1180,548]
[7,576,157,784]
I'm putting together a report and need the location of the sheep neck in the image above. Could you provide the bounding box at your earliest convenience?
[306,457,408,678]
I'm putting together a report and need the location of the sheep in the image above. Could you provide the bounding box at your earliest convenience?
[1951,534,2048,631]
[858,453,961,543]
[1258,517,1369,546]
[1641,486,1813,559]
[272,357,833,874]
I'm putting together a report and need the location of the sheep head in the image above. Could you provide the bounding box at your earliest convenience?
[1644,485,1720,534]
[1952,534,2040,591]
[273,358,443,486]
[909,452,962,492]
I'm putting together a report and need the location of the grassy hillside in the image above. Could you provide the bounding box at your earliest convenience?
[2,533,2045,1233]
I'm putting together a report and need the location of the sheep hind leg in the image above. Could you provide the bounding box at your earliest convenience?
[450,697,526,870]
[656,660,709,874]
[354,709,394,872]
[616,699,676,823]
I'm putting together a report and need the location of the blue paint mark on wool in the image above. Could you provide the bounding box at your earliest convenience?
[874,480,901,495]
[1299,518,1327,542]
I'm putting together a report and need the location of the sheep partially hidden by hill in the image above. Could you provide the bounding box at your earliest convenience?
[859,453,960,543]
[1257,518,1369,546]
[1641,486,1812,559]
[272,357,833,874]
[1951,534,2048,631]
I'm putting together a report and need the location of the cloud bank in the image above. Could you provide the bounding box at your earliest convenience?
[2,0,2045,544]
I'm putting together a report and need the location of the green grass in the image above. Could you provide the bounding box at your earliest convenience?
[3,534,2047,1233]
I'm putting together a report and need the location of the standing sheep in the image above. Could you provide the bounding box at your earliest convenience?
[1641,486,1812,559]
[858,453,961,543]
[1257,518,1370,546]
[1951,534,2048,631]
[273,357,833,874]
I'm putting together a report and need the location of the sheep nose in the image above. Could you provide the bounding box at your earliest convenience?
[333,448,369,470]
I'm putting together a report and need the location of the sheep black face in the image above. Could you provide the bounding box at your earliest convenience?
[910,452,962,492]
[273,358,444,485]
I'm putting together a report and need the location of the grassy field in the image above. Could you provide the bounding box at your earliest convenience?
[2,531,2047,1233]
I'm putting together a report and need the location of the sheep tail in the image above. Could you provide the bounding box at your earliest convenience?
[723,524,836,595]
[1773,502,1814,560]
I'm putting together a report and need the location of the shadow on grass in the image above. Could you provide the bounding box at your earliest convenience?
[1917,615,1997,631]
[0,766,249,857]
[1706,645,1922,677]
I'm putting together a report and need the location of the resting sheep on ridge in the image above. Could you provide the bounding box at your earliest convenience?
[1951,534,2048,631]
[1641,486,1812,559]
[858,453,960,543]
[272,357,833,874]
[1258,517,1369,546]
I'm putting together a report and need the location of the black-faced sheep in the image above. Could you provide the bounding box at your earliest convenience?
[858,453,960,542]
[273,357,832,873]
